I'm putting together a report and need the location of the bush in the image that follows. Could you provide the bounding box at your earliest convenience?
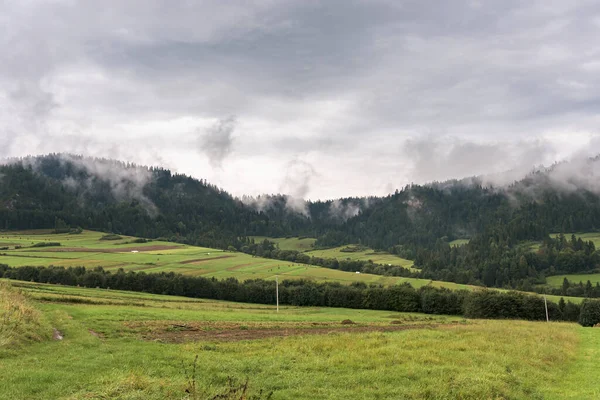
[31,242,61,248]
[100,234,122,241]
[578,300,600,327]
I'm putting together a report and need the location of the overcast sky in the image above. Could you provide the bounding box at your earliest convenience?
[3,0,600,199]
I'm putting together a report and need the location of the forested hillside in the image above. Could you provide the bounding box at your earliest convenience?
[0,154,264,248]
[3,154,600,291]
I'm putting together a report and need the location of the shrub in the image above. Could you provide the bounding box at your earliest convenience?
[31,242,61,248]
[578,300,600,327]
[100,234,122,241]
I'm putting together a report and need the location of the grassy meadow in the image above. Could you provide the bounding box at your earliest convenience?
[305,245,415,270]
[250,235,416,271]
[1,280,598,399]
[0,230,471,290]
[550,232,600,247]
[250,236,317,251]
[546,273,600,287]
[448,239,469,247]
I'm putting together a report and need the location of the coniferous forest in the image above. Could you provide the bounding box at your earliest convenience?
[3,153,600,294]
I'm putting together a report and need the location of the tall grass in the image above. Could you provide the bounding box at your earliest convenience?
[0,282,51,347]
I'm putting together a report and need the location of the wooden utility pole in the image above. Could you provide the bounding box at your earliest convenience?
[544,293,549,322]
[276,275,279,313]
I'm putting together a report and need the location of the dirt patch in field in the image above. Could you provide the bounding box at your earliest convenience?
[89,329,104,339]
[31,245,181,253]
[227,263,253,271]
[180,255,233,264]
[126,320,443,343]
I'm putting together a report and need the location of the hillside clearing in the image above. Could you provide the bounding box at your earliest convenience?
[546,273,600,287]
[305,245,415,270]
[250,236,317,251]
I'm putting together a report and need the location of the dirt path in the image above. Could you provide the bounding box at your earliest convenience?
[180,255,233,264]
[132,322,443,343]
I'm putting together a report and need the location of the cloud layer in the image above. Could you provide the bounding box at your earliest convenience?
[2,0,600,199]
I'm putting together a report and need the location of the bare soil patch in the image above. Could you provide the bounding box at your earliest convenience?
[227,263,253,271]
[125,320,443,343]
[88,329,104,338]
[180,255,233,264]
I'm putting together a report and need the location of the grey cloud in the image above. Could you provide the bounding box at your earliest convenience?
[2,1,600,199]
[199,117,237,168]
[15,154,158,216]
[279,159,316,216]
[402,137,557,185]
[328,199,361,221]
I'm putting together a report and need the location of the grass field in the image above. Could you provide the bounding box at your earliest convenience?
[0,230,469,290]
[0,230,586,302]
[250,236,317,251]
[550,232,600,247]
[449,239,469,247]
[305,245,415,270]
[1,280,598,399]
[547,273,600,288]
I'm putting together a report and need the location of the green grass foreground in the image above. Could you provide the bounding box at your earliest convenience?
[1,281,598,399]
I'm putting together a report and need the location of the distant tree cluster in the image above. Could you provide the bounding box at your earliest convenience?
[0,264,586,324]
[415,228,600,290]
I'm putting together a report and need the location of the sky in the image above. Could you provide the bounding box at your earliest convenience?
[2,0,600,200]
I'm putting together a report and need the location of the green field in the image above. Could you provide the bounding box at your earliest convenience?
[547,273,600,288]
[250,236,317,251]
[550,232,600,247]
[305,245,415,269]
[0,230,467,289]
[0,230,586,301]
[1,280,598,399]
[449,239,469,247]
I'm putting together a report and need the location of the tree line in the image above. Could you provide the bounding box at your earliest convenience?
[2,264,594,325]
[414,229,600,290]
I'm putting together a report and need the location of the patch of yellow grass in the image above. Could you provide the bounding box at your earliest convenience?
[0,282,51,347]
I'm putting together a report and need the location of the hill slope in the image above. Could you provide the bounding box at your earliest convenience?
[4,153,600,292]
